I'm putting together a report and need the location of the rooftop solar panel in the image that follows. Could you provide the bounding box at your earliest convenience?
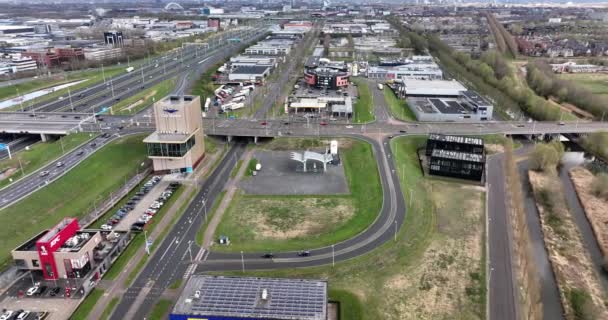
[173,276,327,320]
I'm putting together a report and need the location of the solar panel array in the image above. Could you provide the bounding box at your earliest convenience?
[174,276,327,320]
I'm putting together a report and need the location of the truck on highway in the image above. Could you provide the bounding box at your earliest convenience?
[377,83,384,90]
[126,67,134,73]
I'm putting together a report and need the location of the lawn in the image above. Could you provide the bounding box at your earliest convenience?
[383,86,417,121]
[219,136,487,320]
[112,77,177,115]
[558,73,608,98]
[213,139,382,253]
[148,299,173,320]
[351,78,375,123]
[69,288,104,320]
[0,134,148,270]
[0,133,93,189]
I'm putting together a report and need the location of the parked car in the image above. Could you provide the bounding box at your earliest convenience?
[49,287,61,296]
[0,310,13,320]
[26,283,40,296]
[37,286,47,296]
[16,311,29,320]
[101,224,112,231]
[131,224,144,232]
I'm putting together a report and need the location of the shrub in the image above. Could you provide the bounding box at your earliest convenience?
[591,173,608,200]
[568,288,598,320]
[530,143,561,172]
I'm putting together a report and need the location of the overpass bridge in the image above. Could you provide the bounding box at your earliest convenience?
[0,112,96,138]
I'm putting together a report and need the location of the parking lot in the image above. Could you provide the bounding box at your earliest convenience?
[239,150,349,195]
[113,180,169,232]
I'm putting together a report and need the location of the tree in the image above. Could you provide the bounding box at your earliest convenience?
[592,173,608,200]
[530,143,561,172]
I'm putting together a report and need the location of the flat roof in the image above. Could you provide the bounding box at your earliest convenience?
[431,149,484,163]
[403,79,466,96]
[172,276,327,320]
[428,133,484,146]
[462,90,491,107]
[429,98,470,114]
[231,65,270,75]
[143,130,195,143]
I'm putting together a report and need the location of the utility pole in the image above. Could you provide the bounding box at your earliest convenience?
[332,244,335,267]
[68,86,74,112]
[241,251,245,272]
[101,64,106,83]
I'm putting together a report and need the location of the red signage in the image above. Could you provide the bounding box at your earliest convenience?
[36,218,80,280]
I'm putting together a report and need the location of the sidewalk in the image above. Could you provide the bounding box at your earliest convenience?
[86,146,225,320]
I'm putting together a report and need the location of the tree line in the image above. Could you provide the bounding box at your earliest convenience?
[526,61,608,120]
[484,12,518,58]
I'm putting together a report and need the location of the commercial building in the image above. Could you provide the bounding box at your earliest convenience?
[392,80,493,122]
[83,47,124,61]
[0,25,35,36]
[144,95,205,173]
[229,55,279,68]
[304,57,349,89]
[11,218,127,281]
[366,63,443,80]
[170,275,327,320]
[289,96,353,116]
[228,65,271,82]
[426,134,485,181]
[103,31,124,48]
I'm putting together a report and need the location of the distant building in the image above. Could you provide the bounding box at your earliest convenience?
[144,95,205,174]
[104,31,124,48]
[207,18,220,29]
[228,65,271,82]
[201,7,224,15]
[10,56,37,73]
[426,134,485,181]
[83,47,124,61]
[169,275,328,320]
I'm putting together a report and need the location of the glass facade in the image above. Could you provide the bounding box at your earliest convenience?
[146,136,195,158]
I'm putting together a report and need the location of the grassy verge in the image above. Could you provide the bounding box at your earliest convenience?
[0,133,93,189]
[0,134,147,270]
[195,191,226,246]
[231,160,243,178]
[383,87,417,121]
[112,77,177,115]
[245,158,258,176]
[329,288,363,320]
[103,234,144,281]
[218,136,487,319]
[100,297,119,320]
[169,279,182,290]
[5,66,126,111]
[148,299,172,320]
[214,139,382,252]
[70,288,104,320]
[351,78,375,123]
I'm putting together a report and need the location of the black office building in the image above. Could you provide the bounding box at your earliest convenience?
[104,31,124,48]
[425,133,484,156]
[429,149,485,181]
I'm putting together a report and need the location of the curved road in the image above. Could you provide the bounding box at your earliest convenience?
[110,134,407,319]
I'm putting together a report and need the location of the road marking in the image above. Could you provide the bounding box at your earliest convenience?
[159,236,177,261]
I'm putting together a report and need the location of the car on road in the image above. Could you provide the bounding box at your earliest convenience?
[345,125,353,129]
[38,171,49,177]
[516,124,525,128]
[101,133,110,138]
[16,311,29,320]
[261,253,274,259]
[260,121,268,126]
[101,224,112,231]
[0,310,13,320]
[90,142,97,147]
[558,121,565,126]
[297,250,310,257]
[76,150,84,156]
[319,121,327,126]
[55,162,64,168]
[399,130,407,133]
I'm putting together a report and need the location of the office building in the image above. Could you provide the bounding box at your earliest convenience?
[144,95,205,173]
[426,134,485,181]
[170,276,327,320]
[104,31,124,48]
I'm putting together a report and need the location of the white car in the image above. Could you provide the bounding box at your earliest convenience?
[345,125,353,129]
[0,310,13,320]
[150,203,161,209]
[145,209,157,215]
[16,311,30,320]
[26,285,39,296]
[101,224,113,231]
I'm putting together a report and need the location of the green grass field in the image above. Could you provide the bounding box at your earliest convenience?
[214,139,382,253]
[0,133,93,189]
[0,134,148,270]
[218,135,487,319]
[112,77,177,115]
[383,87,417,121]
[558,73,608,98]
[148,299,173,320]
[351,78,375,123]
[69,288,104,320]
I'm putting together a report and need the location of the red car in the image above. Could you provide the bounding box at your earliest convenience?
[260,121,268,126]
[319,121,327,126]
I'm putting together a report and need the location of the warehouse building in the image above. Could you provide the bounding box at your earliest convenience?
[170,276,328,320]
[144,95,205,173]
[228,65,271,82]
[426,134,485,181]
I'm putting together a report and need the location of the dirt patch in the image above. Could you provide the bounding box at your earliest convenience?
[0,167,18,182]
[124,90,157,112]
[485,143,505,155]
[228,197,354,241]
[380,183,484,320]
[528,171,608,319]
[569,167,608,256]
